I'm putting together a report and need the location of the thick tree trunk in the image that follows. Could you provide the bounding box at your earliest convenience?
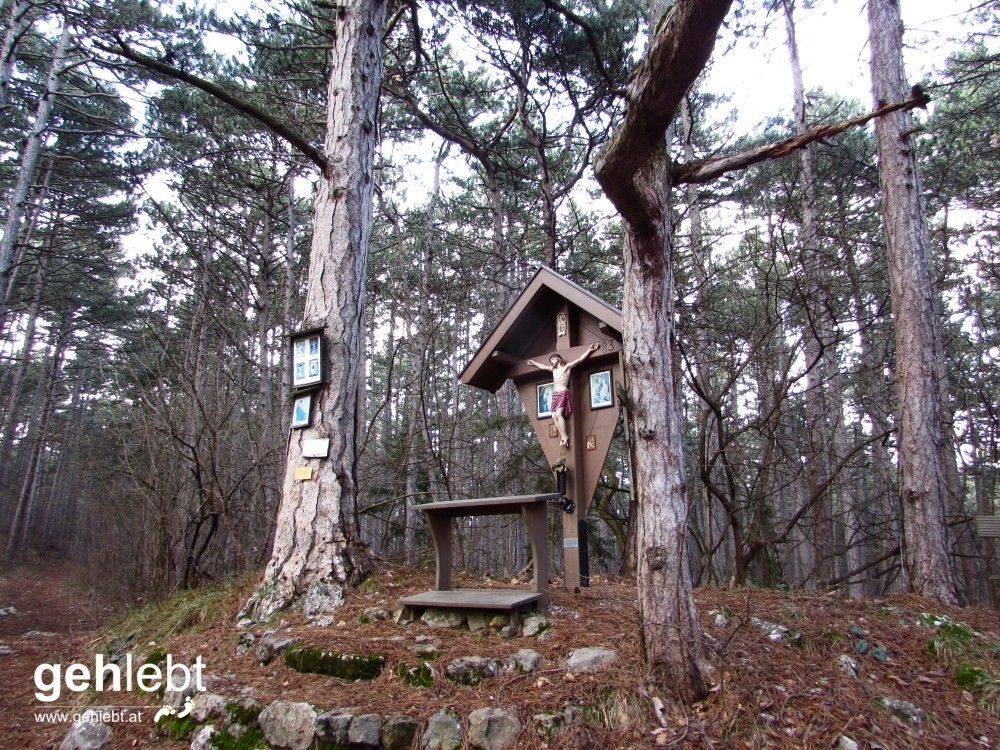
[244,0,384,622]
[867,0,957,604]
[595,0,732,703]
[623,148,708,700]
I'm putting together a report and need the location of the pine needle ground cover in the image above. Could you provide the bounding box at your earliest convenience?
[1,564,998,749]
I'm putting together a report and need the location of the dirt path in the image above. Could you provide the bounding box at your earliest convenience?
[0,562,118,748]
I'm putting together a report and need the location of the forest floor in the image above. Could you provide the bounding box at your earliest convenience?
[1,561,999,749]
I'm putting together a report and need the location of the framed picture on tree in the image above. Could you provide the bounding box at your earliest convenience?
[291,329,324,390]
[291,394,312,429]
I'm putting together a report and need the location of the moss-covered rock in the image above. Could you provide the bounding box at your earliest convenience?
[396,662,434,687]
[154,712,198,740]
[284,644,385,680]
[206,726,270,749]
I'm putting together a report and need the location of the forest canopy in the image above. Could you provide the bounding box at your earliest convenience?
[1,0,998,619]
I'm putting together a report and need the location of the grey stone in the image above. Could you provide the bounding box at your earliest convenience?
[163,682,198,711]
[302,580,345,621]
[58,710,112,750]
[348,713,382,747]
[503,649,542,674]
[499,626,518,639]
[409,643,442,659]
[235,617,254,630]
[362,606,391,623]
[235,631,256,657]
[488,614,508,630]
[837,655,860,679]
[422,708,463,750]
[0,606,17,616]
[532,712,564,737]
[521,614,551,637]
[566,647,616,674]
[751,617,788,642]
[381,714,420,750]
[0,642,12,656]
[22,630,58,638]
[315,711,353,745]
[223,695,262,729]
[189,725,217,750]
[420,608,466,628]
[255,632,300,665]
[467,611,489,632]
[445,656,500,686]
[468,707,521,750]
[880,697,921,724]
[392,606,411,625]
[189,692,227,723]
[709,609,730,628]
[258,700,317,750]
[837,736,861,750]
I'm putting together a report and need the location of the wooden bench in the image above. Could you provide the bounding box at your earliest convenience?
[974,516,1000,584]
[398,494,558,622]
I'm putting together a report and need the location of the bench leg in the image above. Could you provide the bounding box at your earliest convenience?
[522,504,550,608]
[426,513,453,591]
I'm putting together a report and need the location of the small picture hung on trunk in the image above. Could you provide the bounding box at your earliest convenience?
[291,330,324,390]
[292,394,312,428]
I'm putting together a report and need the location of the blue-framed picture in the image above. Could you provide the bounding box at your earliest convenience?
[292,394,312,428]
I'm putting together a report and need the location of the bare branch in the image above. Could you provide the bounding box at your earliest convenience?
[93,36,328,174]
[673,89,931,185]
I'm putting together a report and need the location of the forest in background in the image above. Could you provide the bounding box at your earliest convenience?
[1,0,998,607]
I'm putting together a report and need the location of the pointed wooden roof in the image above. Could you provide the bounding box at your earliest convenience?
[459,266,623,393]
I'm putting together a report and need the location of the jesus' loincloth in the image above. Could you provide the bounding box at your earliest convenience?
[551,388,573,417]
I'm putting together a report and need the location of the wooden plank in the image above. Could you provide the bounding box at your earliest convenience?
[974,516,1000,538]
[416,494,558,516]
[398,589,543,611]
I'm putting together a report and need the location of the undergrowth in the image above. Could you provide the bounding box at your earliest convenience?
[921,613,1000,715]
[97,570,258,660]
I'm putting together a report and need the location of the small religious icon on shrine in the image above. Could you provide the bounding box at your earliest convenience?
[557,311,567,338]
[585,435,597,451]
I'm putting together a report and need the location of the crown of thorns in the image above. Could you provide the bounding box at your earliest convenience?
[548,353,564,362]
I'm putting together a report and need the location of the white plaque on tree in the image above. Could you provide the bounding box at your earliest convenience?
[302,438,330,458]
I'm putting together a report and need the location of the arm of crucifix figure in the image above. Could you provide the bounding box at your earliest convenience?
[526,359,552,371]
[565,342,600,368]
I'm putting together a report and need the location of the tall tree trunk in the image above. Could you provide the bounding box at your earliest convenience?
[6,312,70,559]
[244,0,385,622]
[0,0,31,111]
[867,0,957,604]
[595,0,732,703]
[0,23,69,312]
[783,0,835,584]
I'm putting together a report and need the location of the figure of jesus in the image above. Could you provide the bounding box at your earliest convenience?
[527,343,600,447]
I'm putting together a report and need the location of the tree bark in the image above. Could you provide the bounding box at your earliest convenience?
[243,0,385,622]
[0,23,69,312]
[783,0,833,584]
[867,0,958,604]
[595,0,733,703]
